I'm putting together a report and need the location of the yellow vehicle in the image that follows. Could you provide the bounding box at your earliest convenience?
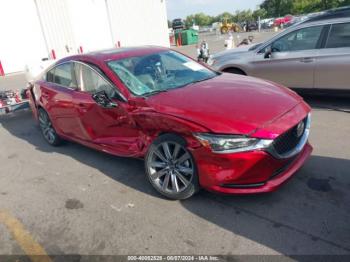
[220,19,241,34]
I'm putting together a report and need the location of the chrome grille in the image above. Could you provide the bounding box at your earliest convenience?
[272,117,308,156]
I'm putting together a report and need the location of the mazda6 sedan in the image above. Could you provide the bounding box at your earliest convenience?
[27,47,312,199]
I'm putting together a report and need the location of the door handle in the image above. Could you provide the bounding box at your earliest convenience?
[300,57,315,63]
[77,103,89,112]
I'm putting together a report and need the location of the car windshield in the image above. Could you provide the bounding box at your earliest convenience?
[107,50,218,96]
[248,43,263,51]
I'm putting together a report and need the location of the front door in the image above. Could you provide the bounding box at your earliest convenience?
[71,62,140,156]
[251,25,324,89]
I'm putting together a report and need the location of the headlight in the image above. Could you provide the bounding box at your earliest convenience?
[194,133,273,154]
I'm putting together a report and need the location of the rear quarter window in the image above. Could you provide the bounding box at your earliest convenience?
[326,23,350,48]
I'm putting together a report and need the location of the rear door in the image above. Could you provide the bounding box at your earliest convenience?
[71,62,140,156]
[314,22,350,90]
[251,25,324,89]
[41,62,80,137]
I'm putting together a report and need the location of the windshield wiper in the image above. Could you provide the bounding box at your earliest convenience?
[143,89,169,97]
[185,75,218,86]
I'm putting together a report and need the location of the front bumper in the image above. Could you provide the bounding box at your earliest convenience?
[191,142,312,194]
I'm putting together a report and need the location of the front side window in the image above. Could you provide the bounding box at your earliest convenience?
[107,51,218,96]
[326,23,350,48]
[74,63,116,98]
[271,26,323,52]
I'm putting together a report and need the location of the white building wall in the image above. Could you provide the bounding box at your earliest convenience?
[0,0,169,74]
[66,0,113,53]
[34,0,77,58]
[107,0,169,47]
[0,0,47,74]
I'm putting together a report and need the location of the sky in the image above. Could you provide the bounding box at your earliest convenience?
[166,0,263,20]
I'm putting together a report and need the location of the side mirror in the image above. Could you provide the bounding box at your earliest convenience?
[92,91,118,108]
[264,47,272,59]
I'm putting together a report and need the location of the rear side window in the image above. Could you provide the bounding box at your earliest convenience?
[326,23,350,48]
[46,62,76,88]
[54,63,75,87]
[46,69,54,82]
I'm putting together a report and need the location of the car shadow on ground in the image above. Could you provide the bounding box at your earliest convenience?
[303,94,350,113]
[181,153,350,254]
[0,95,350,255]
[0,109,159,198]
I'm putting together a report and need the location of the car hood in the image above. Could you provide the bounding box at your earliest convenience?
[146,73,303,136]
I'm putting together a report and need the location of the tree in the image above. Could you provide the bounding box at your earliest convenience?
[213,12,234,23]
[233,9,254,22]
[184,13,213,27]
[260,0,294,17]
[253,8,268,20]
[261,0,350,17]
[182,0,350,28]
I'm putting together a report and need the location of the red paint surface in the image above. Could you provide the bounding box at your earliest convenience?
[51,49,56,60]
[274,15,293,27]
[28,47,312,194]
[0,60,5,76]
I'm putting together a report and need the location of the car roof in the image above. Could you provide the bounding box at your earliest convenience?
[300,6,350,25]
[284,16,350,33]
[59,46,169,64]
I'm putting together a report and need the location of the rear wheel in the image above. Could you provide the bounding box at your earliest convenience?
[145,134,199,200]
[38,108,62,146]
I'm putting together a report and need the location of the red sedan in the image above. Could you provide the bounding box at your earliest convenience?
[27,47,312,199]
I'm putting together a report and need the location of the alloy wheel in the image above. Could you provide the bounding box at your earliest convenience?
[147,141,194,194]
[38,110,57,144]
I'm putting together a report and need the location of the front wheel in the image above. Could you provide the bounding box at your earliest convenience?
[145,134,199,200]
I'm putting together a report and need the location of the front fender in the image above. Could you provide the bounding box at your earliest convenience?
[131,111,210,155]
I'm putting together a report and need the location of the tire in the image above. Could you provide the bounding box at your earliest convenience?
[38,108,62,146]
[223,68,246,75]
[220,26,228,34]
[145,134,200,200]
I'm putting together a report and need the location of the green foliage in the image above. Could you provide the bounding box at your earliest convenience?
[184,13,214,27]
[260,0,350,16]
[182,0,350,26]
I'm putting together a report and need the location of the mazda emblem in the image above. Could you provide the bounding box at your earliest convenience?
[296,121,305,138]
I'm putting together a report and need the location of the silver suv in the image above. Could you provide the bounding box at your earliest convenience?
[209,17,350,91]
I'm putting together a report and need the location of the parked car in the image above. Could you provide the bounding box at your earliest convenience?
[246,21,259,31]
[274,15,293,28]
[172,18,186,30]
[209,16,350,93]
[27,46,312,199]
